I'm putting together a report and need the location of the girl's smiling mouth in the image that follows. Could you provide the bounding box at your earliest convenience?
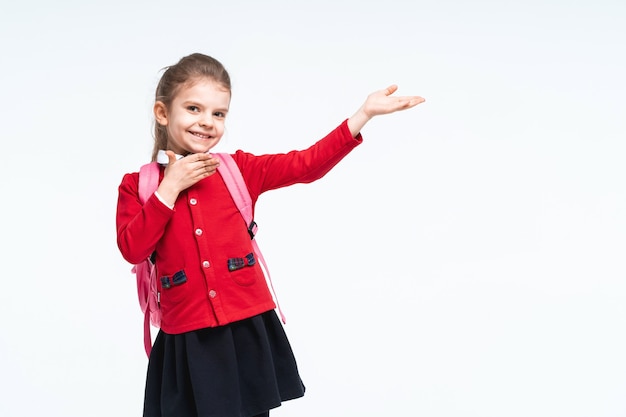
[190,131,212,139]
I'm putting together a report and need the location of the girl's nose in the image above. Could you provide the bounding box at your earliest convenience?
[199,115,213,127]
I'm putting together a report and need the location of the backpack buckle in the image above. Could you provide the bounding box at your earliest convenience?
[248,220,258,240]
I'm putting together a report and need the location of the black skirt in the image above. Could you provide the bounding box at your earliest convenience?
[143,310,305,417]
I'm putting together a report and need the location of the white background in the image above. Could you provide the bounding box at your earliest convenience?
[1,1,625,416]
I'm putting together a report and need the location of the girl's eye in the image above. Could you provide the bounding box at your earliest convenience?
[187,106,200,112]
[214,112,226,118]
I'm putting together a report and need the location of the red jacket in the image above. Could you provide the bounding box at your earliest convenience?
[116,120,362,334]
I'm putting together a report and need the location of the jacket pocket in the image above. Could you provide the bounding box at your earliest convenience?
[226,253,258,286]
[228,268,258,286]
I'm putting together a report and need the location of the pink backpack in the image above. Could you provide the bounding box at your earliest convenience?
[134,153,285,357]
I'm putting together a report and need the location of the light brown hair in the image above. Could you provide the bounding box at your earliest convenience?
[151,53,231,161]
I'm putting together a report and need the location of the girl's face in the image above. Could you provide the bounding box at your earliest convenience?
[154,78,231,155]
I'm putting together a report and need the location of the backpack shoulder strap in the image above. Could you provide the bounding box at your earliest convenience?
[215,153,256,236]
[215,153,286,324]
[136,161,161,358]
[138,162,160,204]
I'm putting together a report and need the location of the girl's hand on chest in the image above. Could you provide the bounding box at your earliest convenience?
[157,151,221,206]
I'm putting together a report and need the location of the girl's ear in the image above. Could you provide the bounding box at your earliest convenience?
[154,101,168,126]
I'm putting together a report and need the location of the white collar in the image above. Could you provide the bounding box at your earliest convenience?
[156,150,185,165]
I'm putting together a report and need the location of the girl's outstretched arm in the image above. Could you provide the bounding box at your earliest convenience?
[347,85,425,137]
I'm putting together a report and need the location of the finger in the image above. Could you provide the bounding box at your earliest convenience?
[166,150,178,165]
[397,96,425,109]
[196,160,219,176]
[199,164,217,178]
[207,158,220,169]
[192,153,211,162]
[406,96,426,107]
[384,84,399,96]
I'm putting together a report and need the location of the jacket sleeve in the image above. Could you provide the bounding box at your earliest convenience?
[116,171,175,264]
[234,119,363,202]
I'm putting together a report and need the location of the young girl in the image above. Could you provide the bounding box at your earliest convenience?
[116,53,424,417]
